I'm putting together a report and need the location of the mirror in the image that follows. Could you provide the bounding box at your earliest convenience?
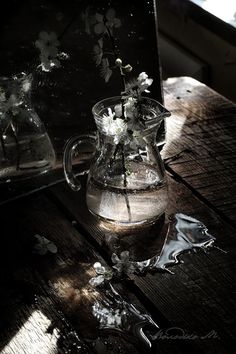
[0,0,163,204]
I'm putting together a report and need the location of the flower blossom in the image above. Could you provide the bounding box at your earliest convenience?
[102,108,127,144]
[33,234,57,255]
[89,262,113,286]
[35,31,61,72]
[111,251,136,275]
[137,72,153,93]
[124,72,153,98]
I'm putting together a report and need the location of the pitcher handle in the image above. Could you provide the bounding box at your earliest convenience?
[63,134,97,191]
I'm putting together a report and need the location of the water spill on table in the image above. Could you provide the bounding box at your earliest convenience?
[32,214,220,352]
[88,213,219,351]
[92,284,159,350]
[134,213,216,273]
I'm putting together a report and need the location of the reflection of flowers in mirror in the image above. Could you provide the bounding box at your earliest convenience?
[35,31,69,72]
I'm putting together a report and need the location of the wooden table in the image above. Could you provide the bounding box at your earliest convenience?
[0,77,235,354]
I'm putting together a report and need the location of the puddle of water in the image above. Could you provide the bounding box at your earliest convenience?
[135,213,216,273]
[90,213,218,351]
[33,214,218,352]
[92,283,159,351]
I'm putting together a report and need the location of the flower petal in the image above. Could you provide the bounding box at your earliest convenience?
[111,253,120,264]
[114,104,122,117]
[120,250,130,261]
[138,72,148,81]
[89,275,104,286]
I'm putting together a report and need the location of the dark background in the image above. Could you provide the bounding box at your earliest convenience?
[0,0,162,156]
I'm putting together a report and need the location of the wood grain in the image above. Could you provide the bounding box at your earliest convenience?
[163,77,236,225]
[49,174,236,354]
[1,76,235,354]
[0,193,175,353]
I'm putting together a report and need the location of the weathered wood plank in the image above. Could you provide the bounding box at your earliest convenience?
[0,261,90,353]
[49,174,236,354]
[0,292,89,354]
[1,76,235,353]
[163,77,236,224]
[1,192,183,354]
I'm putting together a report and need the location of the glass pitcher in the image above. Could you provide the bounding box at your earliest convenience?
[0,72,56,182]
[63,96,171,227]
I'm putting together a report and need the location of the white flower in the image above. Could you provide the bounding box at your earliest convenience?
[89,262,113,286]
[102,108,127,144]
[35,31,61,72]
[137,72,153,93]
[111,251,136,275]
[137,72,148,81]
[104,107,116,120]
[33,234,57,255]
[22,76,31,93]
[124,72,153,97]
[57,52,70,60]
[114,103,122,117]
[124,97,137,120]
[35,31,60,57]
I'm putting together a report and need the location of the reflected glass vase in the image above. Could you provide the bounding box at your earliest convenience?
[0,72,56,182]
[63,96,171,227]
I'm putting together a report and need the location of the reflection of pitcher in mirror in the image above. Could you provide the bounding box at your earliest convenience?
[63,94,171,228]
[0,73,56,182]
[0,27,73,182]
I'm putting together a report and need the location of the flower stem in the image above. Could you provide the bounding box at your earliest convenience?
[104,16,131,221]
[104,23,126,94]
[121,144,131,222]
[0,132,7,160]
